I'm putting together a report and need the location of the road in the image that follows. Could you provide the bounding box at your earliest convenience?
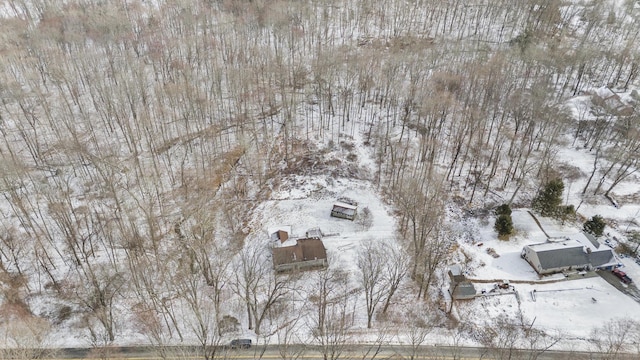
[39,344,638,360]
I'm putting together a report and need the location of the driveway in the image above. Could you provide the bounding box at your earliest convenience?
[598,269,640,304]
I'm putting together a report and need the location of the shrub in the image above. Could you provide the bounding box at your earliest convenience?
[356,206,373,230]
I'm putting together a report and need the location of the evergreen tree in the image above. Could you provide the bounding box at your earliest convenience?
[560,205,576,225]
[495,214,514,237]
[494,204,514,238]
[495,204,512,216]
[531,179,564,217]
[584,215,606,236]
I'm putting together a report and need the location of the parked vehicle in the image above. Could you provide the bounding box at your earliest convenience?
[230,339,252,349]
[612,269,633,284]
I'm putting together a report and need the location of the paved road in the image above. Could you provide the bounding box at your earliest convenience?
[39,344,638,360]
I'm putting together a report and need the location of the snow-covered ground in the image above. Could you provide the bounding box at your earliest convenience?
[1,1,639,352]
[210,89,640,350]
[233,168,640,351]
[518,277,638,335]
[10,87,638,353]
[249,176,397,276]
[462,210,549,281]
[455,209,640,348]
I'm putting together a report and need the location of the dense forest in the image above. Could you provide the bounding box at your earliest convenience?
[0,0,639,358]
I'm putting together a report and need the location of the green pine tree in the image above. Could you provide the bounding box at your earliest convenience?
[495,203,512,216]
[583,215,606,236]
[532,179,564,217]
[495,214,514,237]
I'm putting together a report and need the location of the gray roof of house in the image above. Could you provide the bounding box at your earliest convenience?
[583,232,601,248]
[449,264,463,276]
[532,243,589,270]
[588,249,616,267]
[529,242,615,270]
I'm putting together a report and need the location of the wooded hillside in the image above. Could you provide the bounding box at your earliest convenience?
[0,0,639,355]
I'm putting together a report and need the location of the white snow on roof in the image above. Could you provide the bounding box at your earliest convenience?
[527,233,610,254]
[594,86,616,99]
[334,201,357,210]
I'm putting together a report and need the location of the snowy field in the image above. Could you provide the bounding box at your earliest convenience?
[249,175,398,279]
[518,277,638,335]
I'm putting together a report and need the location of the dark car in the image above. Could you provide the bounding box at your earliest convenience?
[230,339,252,349]
[612,269,633,284]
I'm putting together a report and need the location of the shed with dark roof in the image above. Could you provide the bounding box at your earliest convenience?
[447,265,476,300]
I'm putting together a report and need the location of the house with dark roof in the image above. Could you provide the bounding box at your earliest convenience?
[272,238,328,273]
[521,234,617,275]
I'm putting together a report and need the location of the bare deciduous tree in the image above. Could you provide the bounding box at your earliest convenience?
[0,312,56,360]
[309,268,357,360]
[403,308,437,360]
[173,267,224,360]
[357,240,387,329]
[380,242,409,314]
[231,243,291,335]
[356,206,373,231]
[590,318,640,359]
[309,268,349,337]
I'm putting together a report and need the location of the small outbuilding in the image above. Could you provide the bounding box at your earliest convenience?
[306,227,323,239]
[590,87,634,116]
[269,226,292,244]
[330,198,358,221]
[448,264,477,300]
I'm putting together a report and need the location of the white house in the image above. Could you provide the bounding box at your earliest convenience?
[521,233,617,275]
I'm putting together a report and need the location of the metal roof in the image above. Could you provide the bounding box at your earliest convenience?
[451,282,476,299]
[525,239,615,271]
[334,202,357,210]
[535,244,590,269]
